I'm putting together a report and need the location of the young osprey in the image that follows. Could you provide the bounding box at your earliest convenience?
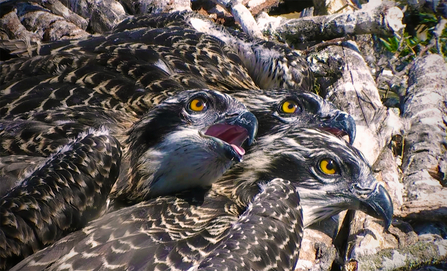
[0,88,358,270]
[0,11,312,117]
[0,89,258,270]
[9,128,392,271]
[0,12,360,270]
[230,89,356,143]
[0,12,322,198]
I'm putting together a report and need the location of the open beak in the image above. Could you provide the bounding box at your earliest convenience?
[353,183,393,229]
[204,111,258,162]
[321,111,356,144]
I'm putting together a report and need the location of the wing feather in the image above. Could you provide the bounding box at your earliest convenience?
[0,130,121,270]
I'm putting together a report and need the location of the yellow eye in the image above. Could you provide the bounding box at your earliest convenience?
[189,98,207,112]
[319,159,339,175]
[281,100,298,114]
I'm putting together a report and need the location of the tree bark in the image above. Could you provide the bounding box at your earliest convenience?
[343,53,447,271]
[398,54,447,221]
[307,42,402,165]
[355,239,447,271]
[257,2,404,45]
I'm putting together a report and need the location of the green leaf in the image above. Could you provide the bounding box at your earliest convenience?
[419,13,437,25]
[407,36,419,47]
[380,36,399,53]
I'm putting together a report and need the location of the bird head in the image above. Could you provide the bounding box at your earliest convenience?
[225,128,392,230]
[231,90,356,144]
[110,89,258,204]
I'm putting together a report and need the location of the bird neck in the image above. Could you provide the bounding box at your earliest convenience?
[212,176,262,210]
[210,129,288,208]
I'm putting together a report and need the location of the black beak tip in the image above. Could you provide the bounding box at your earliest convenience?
[321,111,356,145]
[223,144,243,162]
[363,184,394,230]
[336,112,356,145]
[384,217,392,231]
[346,115,356,145]
[235,111,258,146]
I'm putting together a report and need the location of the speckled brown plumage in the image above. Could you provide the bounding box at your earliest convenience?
[0,11,314,118]
[0,11,376,271]
[10,128,392,271]
[0,22,257,117]
[0,130,122,270]
[0,88,258,270]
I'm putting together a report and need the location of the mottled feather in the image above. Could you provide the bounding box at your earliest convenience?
[10,128,392,271]
[0,130,122,270]
[0,88,259,269]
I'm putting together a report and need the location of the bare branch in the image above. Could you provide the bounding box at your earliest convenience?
[399,54,447,221]
[258,2,405,44]
[354,240,447,270]
[307,43,401,164]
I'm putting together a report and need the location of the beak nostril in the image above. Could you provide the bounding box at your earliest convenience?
[352,183,375,196]
[225,112,239,118]
[321,115,332,120]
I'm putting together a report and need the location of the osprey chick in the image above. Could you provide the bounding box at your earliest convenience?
[0,89,257,270]
[230,89,356,143]
[9,130,392,271]
[109,89,258,206]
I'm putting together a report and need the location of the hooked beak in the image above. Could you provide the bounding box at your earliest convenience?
[354,183,393,229]
[321,111,356,144]
[205,111,258,162]
[226,111,258,146]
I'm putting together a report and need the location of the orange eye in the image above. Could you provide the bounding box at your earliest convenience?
[319,159,339,175]
[189,98,207,112]
[281,100,298,114]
